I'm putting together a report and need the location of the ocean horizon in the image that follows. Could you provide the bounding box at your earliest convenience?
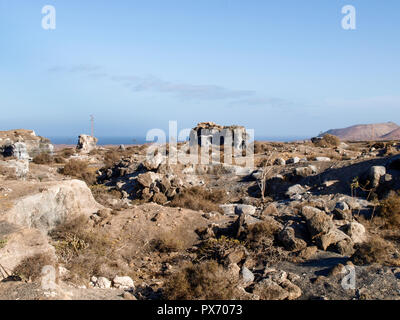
[48,136,309,146]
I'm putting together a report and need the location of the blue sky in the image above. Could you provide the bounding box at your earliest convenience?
[0,0,399,139]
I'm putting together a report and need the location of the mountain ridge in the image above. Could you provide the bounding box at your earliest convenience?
[320,122,400,141]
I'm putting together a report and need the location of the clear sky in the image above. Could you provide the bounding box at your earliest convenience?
[1,0,399,139]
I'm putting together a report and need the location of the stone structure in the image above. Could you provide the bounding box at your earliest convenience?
[189,122,248,151]
[0,129,54,160]
[76,134,98,153]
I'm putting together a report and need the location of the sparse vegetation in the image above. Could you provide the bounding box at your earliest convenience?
[0,165,16,179]
[60,159,97,185]
[13,253,54,281]
[163,260,237,300]
[351,237,392,265]
[169,187,226,213]
[379,191,400,228]
[50,215,118,283]
[150,232,184,253]
[60,148,75,158]
[32,153,52,164]
[0,238,7,249]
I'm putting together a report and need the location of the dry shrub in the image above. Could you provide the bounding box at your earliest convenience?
[254,142,270,154]
[169,187,226,213]
[150,232,184,253]
[246,221,279,246]
[313,134,340,148]
[244,222,286,265]
[60,159,97,185]
[196,236,243,262]
[60,148,75,158]
[53,156,66,164]
[351,237,391,265]
[90,185,122,207]
[163,260,237,300]
[50,215,117,283]
[104,150,121,167]
[13,253,54,281]
[379,191,400,228]
[32,153,52,164]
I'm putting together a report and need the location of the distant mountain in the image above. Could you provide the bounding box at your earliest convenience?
[320,122,400,141]
[381,127,400,140]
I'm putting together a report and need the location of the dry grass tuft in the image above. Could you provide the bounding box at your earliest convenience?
[169,186,226,213]
[0,165,16,179]
[379,191,400,228]
[150,232,185,253]
[50,215,119,283]
[351,236,392,265]
[13,253,55,281]
[60,159,97,185]
[163,260,237,300]
[32,153,52,164]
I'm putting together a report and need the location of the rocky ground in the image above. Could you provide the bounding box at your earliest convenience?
[1,131,400,300]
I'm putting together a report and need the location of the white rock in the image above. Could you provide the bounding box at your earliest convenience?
[235,204,256,216]
[113,276,135,290]
[345,222,366,244]
[315,157,331,162]
[369,166,386,188]
[96,277,112,289]
[241,266,255,284]
[286,157,300,164]
[3,180,103,232]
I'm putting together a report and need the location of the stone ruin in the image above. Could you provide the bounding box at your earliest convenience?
[76,134,98,154]
[189,122,248,151]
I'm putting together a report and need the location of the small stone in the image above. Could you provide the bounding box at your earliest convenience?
[96,277,112,289]
[241,266,255,284]
[113,276,135,290]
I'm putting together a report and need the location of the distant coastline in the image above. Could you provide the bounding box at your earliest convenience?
[48,136,309,146]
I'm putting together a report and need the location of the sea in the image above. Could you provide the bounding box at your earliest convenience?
[48,136,308,146]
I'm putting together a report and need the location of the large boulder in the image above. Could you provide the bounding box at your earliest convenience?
[278,226,307,252]
[302,206,334,237]
[343,222,366,244]
[2,180,103,232]
[76,134,98,154]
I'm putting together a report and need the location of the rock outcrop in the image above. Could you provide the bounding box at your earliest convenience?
[0,129,54,159]
[1,180,103,232]
[77,134,98,153]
